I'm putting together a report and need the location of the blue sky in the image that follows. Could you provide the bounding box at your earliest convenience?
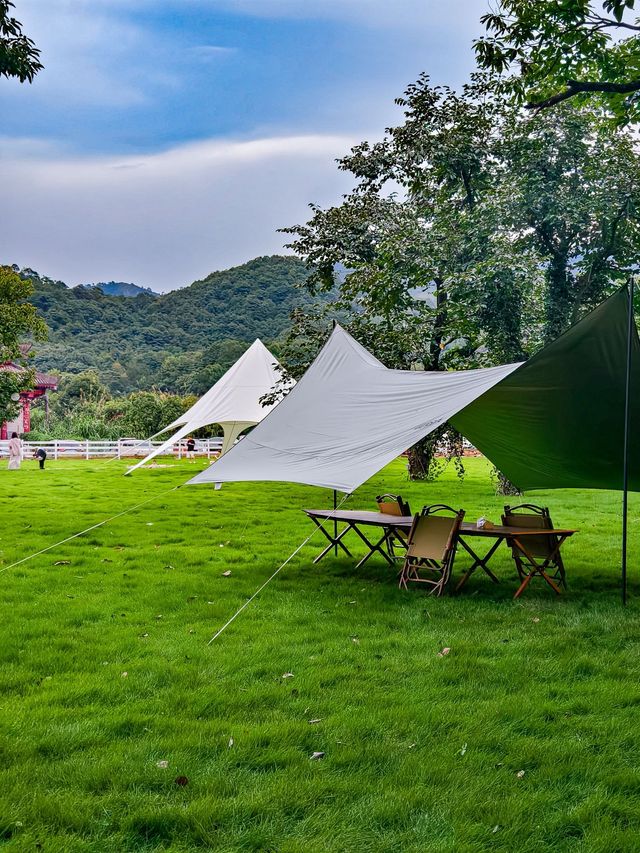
[1,0,486,291]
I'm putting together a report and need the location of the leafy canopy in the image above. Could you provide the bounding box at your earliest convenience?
[285,76,640,369]
[0,0,42,83]
[475,1,640,122]
[0,265,47,424]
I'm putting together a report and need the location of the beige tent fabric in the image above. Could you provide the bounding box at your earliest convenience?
[127,339,290,473]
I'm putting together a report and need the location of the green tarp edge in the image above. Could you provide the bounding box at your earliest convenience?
[450,286,640,492]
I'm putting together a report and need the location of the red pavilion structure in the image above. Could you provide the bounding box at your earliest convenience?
[0,346,58,438]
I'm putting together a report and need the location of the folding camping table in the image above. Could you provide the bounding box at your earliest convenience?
[303,509,576,597]
[303,509,413,568]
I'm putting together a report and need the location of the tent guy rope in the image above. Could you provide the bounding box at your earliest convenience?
[207,492,351,645]
[0,484,181,575]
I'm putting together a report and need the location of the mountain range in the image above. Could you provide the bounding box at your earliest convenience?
[17,256,323,395]
[80,281,159,298]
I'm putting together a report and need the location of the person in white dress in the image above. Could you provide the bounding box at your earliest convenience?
[7,432,22,470]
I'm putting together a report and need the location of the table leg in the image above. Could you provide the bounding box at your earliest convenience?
[309,517,353,564]
[455,536,503,591]
[350,525,396,568]
[513,567,562,599]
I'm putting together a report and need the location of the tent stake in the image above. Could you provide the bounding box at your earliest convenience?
[622,277,635,605]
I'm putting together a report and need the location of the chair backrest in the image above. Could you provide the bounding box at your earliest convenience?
[376,493,411,517]
[406,505,464,562]
[502,504,556,558]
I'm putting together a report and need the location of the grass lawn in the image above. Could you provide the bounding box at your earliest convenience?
[0,456,639,852]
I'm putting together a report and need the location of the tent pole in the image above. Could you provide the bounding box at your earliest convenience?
[331,318,338,556]
[622,277,634,605]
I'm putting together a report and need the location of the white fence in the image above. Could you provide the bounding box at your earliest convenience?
[0,437,224,460]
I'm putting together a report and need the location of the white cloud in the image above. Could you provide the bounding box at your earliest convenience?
[0,0,488,292]
[189,45,237,59]
[1,134,356,291]
[6,0,173,107]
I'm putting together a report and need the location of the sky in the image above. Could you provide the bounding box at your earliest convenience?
[1,0,487,291]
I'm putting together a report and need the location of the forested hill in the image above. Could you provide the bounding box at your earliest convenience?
[22,256,316,394]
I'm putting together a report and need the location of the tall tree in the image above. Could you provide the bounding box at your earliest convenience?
[475,1,640,123]
[281,77,640,477]
[0,266,47,425]
[283,77,510,371]
[0,0,42,83]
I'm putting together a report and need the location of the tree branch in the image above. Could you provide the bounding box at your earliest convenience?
[589,14,640,33]
[527,79,640,111]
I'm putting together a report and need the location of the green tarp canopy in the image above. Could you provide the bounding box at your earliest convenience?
[451,286,640,492]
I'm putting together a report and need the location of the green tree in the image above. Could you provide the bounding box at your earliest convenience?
[1,0,43,83]
[287,77,640,353]
[282,76,640,478]
[474,1,640,122]
[51,370,108,416]
[495,105,640,341]
[116,391,195,439]
[30,390,196,441]
[0,265,47,426]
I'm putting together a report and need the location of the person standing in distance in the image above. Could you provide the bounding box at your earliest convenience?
[7,432,22,470]
[186,436,196,462]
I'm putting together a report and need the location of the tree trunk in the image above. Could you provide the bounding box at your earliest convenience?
[407,436,435,481]
[408,280,447,479]
[545,251,571,343]
[493,468,523,497]
[407,426,465,483]
[424,277,447,372]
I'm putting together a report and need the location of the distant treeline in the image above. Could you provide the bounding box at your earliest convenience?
[28,371,218,441]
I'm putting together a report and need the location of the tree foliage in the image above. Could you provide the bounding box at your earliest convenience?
[0,0,42,83]
[285,76,640,363]
[30,383,201,441]
[281,75,640,478]
[16,256,321,394]
[474,0,640,123]
[0,265,47,425]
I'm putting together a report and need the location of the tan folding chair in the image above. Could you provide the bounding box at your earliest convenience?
[399,504,465,596]
[376,494,412,559]
[376,494,411,517]
[502,504,567,595]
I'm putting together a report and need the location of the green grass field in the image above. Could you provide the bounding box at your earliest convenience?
[0,456,639,852]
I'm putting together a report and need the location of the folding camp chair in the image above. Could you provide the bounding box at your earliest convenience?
[502,504,567,596]
[376,493,411,559]
[399,504,465,596]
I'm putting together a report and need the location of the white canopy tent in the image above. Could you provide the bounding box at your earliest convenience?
[187,325,521,493]
[128,339,290,473]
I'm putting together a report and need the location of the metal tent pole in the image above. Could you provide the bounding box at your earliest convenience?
[622,277,635,605]
[332,318,338,556]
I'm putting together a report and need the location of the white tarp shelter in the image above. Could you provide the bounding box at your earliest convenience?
[187,289,640,496]
[128,339,289,473]
[187,325,521,493]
